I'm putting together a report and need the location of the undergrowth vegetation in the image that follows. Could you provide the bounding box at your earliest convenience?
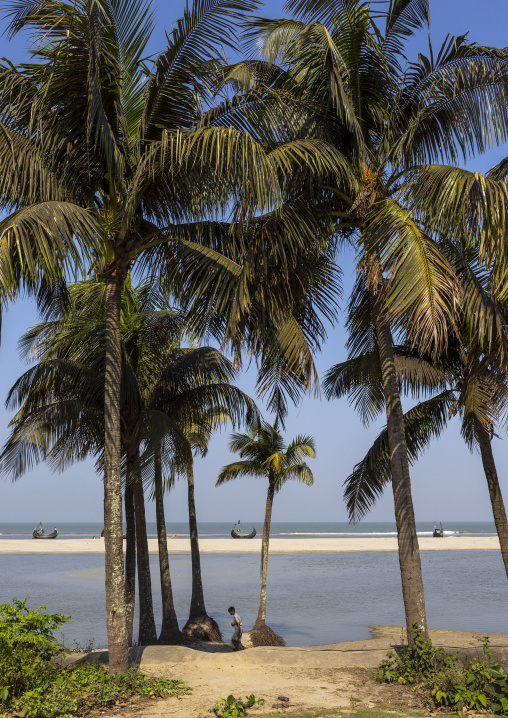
[0,598,190,717]
[377,625,508,714]
[209,694,265,717]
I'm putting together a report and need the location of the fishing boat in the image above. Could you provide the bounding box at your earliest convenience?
[32,524,58,539]
[231,521,256,539]
[433,522,444,537]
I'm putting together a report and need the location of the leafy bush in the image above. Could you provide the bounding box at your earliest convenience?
[0,597,190,717]
[434,638,508,714]
[0,597,69,702]
[377,625,508,715]
[14,662,190,718]
[209,693,265,717]
[377,623,458,686]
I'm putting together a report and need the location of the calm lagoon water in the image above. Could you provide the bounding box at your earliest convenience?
[1,550,507,648]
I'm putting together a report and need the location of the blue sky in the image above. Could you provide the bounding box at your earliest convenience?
[0,0,507,526]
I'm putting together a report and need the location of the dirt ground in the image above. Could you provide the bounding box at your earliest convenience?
[77,626,508,718]
[86,664,427,718]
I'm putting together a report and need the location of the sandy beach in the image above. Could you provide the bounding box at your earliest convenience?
[0,535,501,554]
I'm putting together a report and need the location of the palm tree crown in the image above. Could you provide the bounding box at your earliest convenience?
[218,420,315,490]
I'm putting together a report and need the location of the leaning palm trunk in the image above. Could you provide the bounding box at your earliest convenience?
[478,433,508,579]
[124,477,136,647]
[155,450,182,644]
[248,481,285,647]
[104,272,129,672]
[131,450,157,645]
[182,456,222,642]
[374,306,428,642]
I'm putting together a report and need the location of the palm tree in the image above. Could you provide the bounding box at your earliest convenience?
[217,419,315,646]
[332,335,508,580]
[1,276,183,644]
[215,0,508,640]
[2,276,258,644]
[144,353,258,641]
[0,0,338,670]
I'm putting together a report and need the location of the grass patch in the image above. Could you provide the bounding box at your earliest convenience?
[256,709,428,718]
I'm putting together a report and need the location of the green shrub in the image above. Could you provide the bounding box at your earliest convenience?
[0,597,191,717]
[377,625,508,715]
[0,597,70,703]
[433,637,508,714]
[209,694,265,717]
[15,662,190,718]
[377,623,458,686]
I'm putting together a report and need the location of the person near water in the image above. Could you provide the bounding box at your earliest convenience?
[228,606,244,650]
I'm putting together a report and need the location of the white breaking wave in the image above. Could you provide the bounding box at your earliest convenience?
[276,530,459,536]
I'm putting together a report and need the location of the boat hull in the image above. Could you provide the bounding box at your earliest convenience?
[231,527,256,539]
[32,529,58,539]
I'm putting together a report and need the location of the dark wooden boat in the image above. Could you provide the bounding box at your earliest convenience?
[100,529,127,539]
[32,528,58,539]
[231,523,256,539]
[433,522,444,538]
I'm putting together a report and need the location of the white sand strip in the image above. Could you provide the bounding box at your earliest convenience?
[0,535,501,555]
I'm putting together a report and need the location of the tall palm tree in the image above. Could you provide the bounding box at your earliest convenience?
[217,419,315,646]
[2,276,258,644]
[0,0,338,669]
[144,354,258,641]
[213,0,508,640]
[1,276,183,644]
[333,337,508,580]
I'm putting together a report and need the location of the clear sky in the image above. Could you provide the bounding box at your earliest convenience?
[0,0,507,526]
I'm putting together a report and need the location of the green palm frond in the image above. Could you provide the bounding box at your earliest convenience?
[364,198,459,355]
[344,390,454,522]
[216,460,268,485]
[401,166,508,264]
[217,417,315,489]
[0,202,99,288]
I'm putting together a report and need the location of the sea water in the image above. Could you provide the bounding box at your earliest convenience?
[1,550,507,648]
[0,520,498,538]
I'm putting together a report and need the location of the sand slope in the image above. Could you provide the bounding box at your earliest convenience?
[79,627,508,718]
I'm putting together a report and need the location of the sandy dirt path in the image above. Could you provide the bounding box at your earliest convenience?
[80,627,508,718]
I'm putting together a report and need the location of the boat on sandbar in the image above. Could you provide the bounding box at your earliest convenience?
[32,523,58,539]
[231,521,256,539]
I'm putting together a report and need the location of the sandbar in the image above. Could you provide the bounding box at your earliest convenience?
[0,535,501,554]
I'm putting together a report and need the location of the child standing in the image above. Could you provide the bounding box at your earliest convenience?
[228,606,244,650]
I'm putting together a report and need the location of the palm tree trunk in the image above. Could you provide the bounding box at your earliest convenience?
[478,434,508,579]
[187,455,206,617]
[124,475,136,647]
[374,308,428,642]
[255,482,275,626]
[131,449,157,645]
[104,271,128,673]
[155,449,182,644]
[182,454,222,641]
[247,478,284,646]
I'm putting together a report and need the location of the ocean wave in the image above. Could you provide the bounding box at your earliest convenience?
[276,530,460,537]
